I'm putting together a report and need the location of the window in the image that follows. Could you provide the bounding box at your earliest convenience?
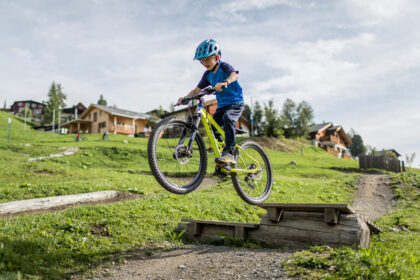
[93,112,98,122]
[99,122,106,129]
[89,114,91,120]
[100,111,102,116]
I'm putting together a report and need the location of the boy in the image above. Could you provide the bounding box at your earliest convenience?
[178,39,244,165]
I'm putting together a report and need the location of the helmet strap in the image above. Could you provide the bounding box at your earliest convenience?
[211,62,219,72]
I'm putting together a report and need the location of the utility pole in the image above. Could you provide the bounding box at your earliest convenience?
[52,108,55,133]
[58,106,61,134]
[24,104,28,131]
[250,96,254,137]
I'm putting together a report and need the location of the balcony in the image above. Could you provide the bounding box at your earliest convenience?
[110,125,135,135]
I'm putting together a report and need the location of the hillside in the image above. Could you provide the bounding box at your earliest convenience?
[0,111,418,279]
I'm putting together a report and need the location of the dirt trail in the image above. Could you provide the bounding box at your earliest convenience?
[352,174,395,221]
[77,174,394,280]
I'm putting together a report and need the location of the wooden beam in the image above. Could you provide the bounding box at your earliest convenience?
[324,208,340,224]
[114,116,117,134]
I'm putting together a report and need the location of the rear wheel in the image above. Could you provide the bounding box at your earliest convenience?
[232,140,273,204]
[147,118,207,194]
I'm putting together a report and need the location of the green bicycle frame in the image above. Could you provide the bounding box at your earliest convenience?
[198,107,261,175]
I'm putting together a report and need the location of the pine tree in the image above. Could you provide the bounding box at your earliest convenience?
[42,82,67,125]
[98,94,107,106]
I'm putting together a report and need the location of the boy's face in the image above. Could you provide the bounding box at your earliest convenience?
[200,55,218,70]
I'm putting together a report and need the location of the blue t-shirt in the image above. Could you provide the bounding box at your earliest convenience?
[197,61,244,108]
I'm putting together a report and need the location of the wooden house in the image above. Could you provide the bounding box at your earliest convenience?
[11,100,45,122]
[61,104,150,136]
[309,122,352,159]
[160,99,251,136]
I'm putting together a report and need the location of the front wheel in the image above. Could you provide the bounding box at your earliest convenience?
[232,140,273,205]
[147,118,208,194]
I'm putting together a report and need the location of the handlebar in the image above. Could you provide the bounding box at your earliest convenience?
[176,85,226,106]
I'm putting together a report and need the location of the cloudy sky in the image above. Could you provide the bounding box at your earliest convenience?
[1,0,419,166]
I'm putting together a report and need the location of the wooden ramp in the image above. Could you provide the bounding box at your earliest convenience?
[178,203,380,249]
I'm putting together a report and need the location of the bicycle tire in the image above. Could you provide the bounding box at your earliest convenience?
[147,118,208,194]
[231,140,273,205]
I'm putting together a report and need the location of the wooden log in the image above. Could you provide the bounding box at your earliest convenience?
[0,191,119,217]
[252,213,370,249]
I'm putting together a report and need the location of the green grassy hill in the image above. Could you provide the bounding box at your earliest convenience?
[0,111,418,279]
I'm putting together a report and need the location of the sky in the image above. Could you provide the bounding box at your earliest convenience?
[1,0,419,167]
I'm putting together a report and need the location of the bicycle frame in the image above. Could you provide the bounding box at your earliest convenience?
[185,99,261,175]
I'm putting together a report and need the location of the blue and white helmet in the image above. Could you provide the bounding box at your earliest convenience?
[194,39,221,60]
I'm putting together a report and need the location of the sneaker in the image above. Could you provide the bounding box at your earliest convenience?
[215,151,236,165]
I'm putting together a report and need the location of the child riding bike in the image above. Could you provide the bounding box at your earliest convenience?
[178,39,244,166]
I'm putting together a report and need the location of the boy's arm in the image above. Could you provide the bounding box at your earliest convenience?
[178,87,201,104]
[215,72,239,91]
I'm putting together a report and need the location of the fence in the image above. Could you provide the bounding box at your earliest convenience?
[359,155,405,173]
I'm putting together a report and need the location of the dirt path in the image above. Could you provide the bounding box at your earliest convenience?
[77,174,394,280]
[352,174,395,221]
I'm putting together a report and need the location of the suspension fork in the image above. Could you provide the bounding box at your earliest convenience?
[178,107,202,153]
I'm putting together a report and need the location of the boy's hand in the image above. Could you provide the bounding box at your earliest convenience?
[215,82,228,92]
[177,97,185,105]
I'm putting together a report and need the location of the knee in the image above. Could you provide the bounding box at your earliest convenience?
[223,114,234,124]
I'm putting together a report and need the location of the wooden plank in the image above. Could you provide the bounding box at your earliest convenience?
[259,203,354,214]
[234,226,246,240]
[324,208,339,224]
[181,219,259,228]
[249,224,360,247]
[266,207,283,222]
[191,222,201,236]
[260,217,359,233]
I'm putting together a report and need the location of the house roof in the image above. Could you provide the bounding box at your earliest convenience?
[81,104,151,120]
[310,122,333,133]
[327,125,342,132]
[12,100,45,106]
[387,149,401,157]
[63,103,87,114]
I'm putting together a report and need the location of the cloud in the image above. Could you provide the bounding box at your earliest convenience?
[209,0,305,21]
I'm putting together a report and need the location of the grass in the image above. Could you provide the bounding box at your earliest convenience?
[0,110,405,279]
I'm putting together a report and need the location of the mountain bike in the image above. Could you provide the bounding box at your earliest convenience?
[147,86,273,204]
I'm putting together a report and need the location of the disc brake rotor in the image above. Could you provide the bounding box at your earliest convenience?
[174,145,192,165]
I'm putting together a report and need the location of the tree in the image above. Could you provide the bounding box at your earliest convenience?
[262,100,282,137]
[295,101,314,137]
[243,104,251,122]
[280,98,297,134]
[405,152,416,167]
[280,98,314,138]
[169,103,175,112]
[3,99,6,111]
[252,101,264,136]
[42,82,67,125]
[350,134,366,157]
[366,145,378,156]
[19,106,33,119]
[98,94,107,106]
